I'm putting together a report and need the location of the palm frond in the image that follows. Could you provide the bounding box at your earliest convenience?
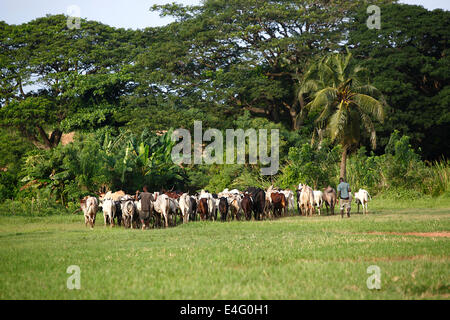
[327,105,348,142]
[351,93,385,123]
[306,87,338,112]
[355,105,377,149]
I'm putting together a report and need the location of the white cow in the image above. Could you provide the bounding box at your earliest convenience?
[281,190,295,214]
[121,195,136,229]
[102,198,116,227]
[298,184,314,216]
[178,193,192,224]
[313,190,324,216]
[354,189,371,214]
[81,196,98,229]
[154,194,179,227]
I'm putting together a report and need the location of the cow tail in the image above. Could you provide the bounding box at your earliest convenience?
[86,202,93,220]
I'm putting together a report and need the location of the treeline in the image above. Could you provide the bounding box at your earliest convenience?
[0,1,449,212]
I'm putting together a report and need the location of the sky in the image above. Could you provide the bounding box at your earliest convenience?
[0,0,449,29]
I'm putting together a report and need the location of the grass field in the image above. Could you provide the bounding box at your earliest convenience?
[0,197,449,300]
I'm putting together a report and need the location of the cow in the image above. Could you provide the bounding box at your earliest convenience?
[167,197,180,226]
[198,198,209,221]
[100,191,123,226]
[114,200,123,226]
[229,195,242,221]
[218,197,229,222]
[313,190,324,216]
[199,191,216,221]
[281,189,295,215]
[265,185,276,217]
[102,190,125,201]
[270,192,286,218]
[354,189,371,214]
[241,193,253,221]
[298,184,314,216]
[178,193,192,224]
[189,195,198,221]
[245,187,266,221]
[153,194,171,228]
[121,195,137,229]
[163,189,183,200]
[102,198,116,227]
[209,195,217,221]
[81,196,98,229]
[228,189,241,196]
[135,188,155,230]
[322,186,337,215]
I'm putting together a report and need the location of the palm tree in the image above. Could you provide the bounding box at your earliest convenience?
[303,50,386,179]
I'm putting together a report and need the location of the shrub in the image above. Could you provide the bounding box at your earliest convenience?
[277,139,340,190]
[0,196,74,216]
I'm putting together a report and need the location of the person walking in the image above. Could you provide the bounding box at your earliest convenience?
[337,177,352,218]
[139,185,153,230]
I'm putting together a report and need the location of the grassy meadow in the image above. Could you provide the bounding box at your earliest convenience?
[0,197,449,300]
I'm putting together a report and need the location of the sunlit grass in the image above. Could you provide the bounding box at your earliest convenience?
[0,199,449,299]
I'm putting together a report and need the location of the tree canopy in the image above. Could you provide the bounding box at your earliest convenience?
[0,1,448,205]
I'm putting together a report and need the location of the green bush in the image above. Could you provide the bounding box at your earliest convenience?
[277,139,340,190]
[0,197,74,216]
[346,132,449,198]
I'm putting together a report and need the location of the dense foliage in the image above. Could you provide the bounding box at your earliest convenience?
[0,1,449,213]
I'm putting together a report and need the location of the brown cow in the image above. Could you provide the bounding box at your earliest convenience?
[241,193,253,221]
[163,189,183,200]
[270,192,286,219]
[198,198,209,221]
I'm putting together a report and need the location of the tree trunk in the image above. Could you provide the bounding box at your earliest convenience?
[34,126,62,149]
[340,144,348,180]
[289,109,298,130]
[283,100,300,131]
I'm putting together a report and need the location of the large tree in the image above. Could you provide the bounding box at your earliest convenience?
[347,3,450,160]
[0,15,141,149]
[144,0,394,130]
[305,50,386,179]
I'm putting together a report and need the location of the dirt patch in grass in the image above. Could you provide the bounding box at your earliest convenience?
[367,231,450,238]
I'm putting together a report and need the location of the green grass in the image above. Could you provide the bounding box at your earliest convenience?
[0,198,449,300]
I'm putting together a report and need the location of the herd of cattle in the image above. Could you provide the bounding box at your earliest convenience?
[80,185,372,229]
